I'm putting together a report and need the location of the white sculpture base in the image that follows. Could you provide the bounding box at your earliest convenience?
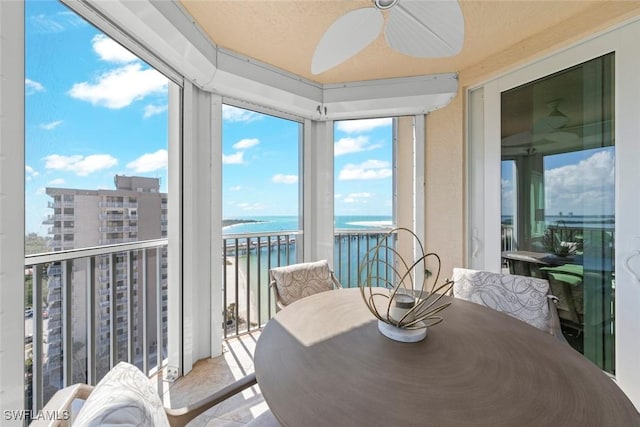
[377,320,427,342]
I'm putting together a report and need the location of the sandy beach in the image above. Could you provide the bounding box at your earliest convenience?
[223,258,259,329]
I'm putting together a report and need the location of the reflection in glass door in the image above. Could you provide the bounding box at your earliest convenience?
[500,54,615,372]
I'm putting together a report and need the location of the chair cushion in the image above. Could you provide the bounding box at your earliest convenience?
[452,268,553,334]
[73,361,169,426]
[271,260,335,307]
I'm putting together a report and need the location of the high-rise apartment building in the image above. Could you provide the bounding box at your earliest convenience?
[41,175,168,394]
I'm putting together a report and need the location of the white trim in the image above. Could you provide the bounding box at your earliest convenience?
[167,84,183,377]
[0,1,25,420]
[413,115,426,288]
[323,74,458,121]
[469,20,640,409]
[303,120,335,265]
[211,48,322,119]
[613,21,640,410]
[466,87,484,269]
[482,80,502,273]
[210,94,224,359]
[82,0,458,120]
[181,83,217,373]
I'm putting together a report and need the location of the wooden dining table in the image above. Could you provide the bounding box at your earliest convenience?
[254,288,639,426]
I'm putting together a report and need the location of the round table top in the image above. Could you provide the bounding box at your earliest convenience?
[254,288,639,427]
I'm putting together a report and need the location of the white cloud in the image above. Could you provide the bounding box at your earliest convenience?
[143,104,168,119]
[127,149,167,173]
[92,34,137,63]
[36,187,46,196]
[229,185,242,191]
[545,149,615,215]
[233,138,260,150]
[30,11,86,34]
[40,120,63,131]
[336,118,392,134]
[344,192,373,203]
[223,139,259,165]
[48,178,65,186]
[334,136,382,156]
[26,79,44,95]
[44,154,118,176]
[338,160,392,181]
[272,174,298,184]
[68,63,167,109]
[222,105,262,123]
[26,165,39,181]
[223,152,245,164]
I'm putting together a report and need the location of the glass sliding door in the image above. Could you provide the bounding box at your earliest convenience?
[500,54,615,372]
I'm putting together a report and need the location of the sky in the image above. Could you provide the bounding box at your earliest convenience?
[25,0,394,235]
[25,0,612,236]
[222,113,393,218]
[501,146,615,217]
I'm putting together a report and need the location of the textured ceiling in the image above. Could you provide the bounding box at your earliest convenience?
[178,0,614,84]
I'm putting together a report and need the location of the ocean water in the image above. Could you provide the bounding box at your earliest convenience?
[501,214,615,229]
[222,215,395,324]
[223,215,393,235]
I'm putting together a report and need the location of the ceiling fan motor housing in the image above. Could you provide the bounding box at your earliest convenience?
[374,0,399,10]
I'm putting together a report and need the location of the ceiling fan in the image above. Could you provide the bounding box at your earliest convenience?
[311,0,465,75]
[502,99,579,154]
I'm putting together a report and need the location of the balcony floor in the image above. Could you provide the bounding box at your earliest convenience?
[156,331,276,426]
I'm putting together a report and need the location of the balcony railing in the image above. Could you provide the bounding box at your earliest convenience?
[98,201,139,209]
[98,225,139,233]
[47,200,74,209]
[221,228,394,339]
[25,229,395,414]
[24,239,168,414]
[43,214,75,224]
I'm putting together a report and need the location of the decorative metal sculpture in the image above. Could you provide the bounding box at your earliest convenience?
[358,227,453,342]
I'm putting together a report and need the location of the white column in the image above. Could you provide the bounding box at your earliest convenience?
[0,0,25,420]
[615,21,640,410]
[177,82,220,376]
[413,116,426,245]
[303,120,335,265]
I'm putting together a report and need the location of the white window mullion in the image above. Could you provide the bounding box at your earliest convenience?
[0,0,25,420]
[303,119,334,265]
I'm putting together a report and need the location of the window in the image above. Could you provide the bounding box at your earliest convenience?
[25,0,173,410]
[500,54,614,372]
[333,118,395,285]
[221,104,302,330]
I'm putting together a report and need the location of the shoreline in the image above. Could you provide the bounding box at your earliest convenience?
[222,219,262,228]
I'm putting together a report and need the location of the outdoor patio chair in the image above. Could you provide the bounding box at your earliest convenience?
[30,361,278,427]
[269,260,342,312]
[451,268,566,342]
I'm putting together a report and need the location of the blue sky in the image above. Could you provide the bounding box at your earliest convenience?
[25,0,394,234]
[221,112,393,218]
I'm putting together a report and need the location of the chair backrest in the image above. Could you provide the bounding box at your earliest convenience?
[269,260,341,311]
[451,268,556,335]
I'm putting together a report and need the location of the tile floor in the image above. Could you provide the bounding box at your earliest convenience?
[155,331,277,426]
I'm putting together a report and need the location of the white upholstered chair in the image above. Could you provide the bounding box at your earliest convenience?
[30,361,278,427]
[269,260,342,312]
[451,268,565,341]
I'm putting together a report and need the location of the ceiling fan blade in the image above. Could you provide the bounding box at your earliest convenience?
[385,0,464,58]
[533,131,579,144]
[501,130,533,148]
[311,8,383,74]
